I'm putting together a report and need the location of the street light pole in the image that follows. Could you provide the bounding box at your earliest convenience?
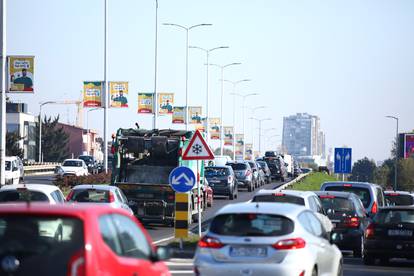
[153,0,159,129]
[103,0,109,173]
[386,115,399,191]
[163,23,212,130]
[0,0,6,185]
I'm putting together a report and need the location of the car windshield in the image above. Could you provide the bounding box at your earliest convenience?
[0,215,83,275]
[62,160,82,167]
[252,194,305,205]
[5,161,11,171]
[78,156,93,164]
[228,163,247,171]
[385,194,414,206]
[248,162,256,169]
[318,196,354,214]
[325,186,372,208]
[374,209,414,224]
[205,168,228,177]
[257,161,267,168]
[210,213,294,237]
[68,189,110,203]
[0,190,49,202]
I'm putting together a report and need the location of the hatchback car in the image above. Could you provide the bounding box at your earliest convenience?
[256,160,272,184]
[56,159,89,177]
[363,206,414,265]
[384,191,414,206]
[4,156,21,185]
[66,184,134,216]
[205,166,237,200]
[321,181,386,216]
[247,161,261,188]
[226,161,254,192]
[194,202,343,276]
[0,203,170,275]
[0,184,66,204]
[315,191,370,257]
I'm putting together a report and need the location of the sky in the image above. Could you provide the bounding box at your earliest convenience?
[7,0,414,162]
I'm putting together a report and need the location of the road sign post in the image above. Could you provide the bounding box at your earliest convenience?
[334,148,352,179]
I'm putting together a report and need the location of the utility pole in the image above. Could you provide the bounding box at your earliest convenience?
[103,0,109,173]
[0,0,6,185]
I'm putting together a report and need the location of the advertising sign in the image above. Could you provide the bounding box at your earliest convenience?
[189,106,202,124]
[172,106,185,124]
[245,143,253,160]
[137,93,154,113]
[109,81,129,108]
[235,134,244,156]
[7,56,34,93]
[223,126,234,146]
[159,93,174,114]
[83,81,103,107]
[404,134,414,159]
[209,118,221,140]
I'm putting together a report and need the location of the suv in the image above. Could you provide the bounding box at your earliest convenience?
[315,191,369,257]
[226,161,254,192]
[4,156,21,185]
[256,160,272,184]
[263,156,287,182]
[78,155,99,174]
[320,182,386,217]
[384,191,414,206]
[205,166,238,200]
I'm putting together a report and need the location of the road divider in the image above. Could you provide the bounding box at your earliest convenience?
[24,163,60,176]
[275,173,310,191]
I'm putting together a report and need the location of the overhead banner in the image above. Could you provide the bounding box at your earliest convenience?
[83,81,103,107]
[138,93,154,113]
[189,106,202,124]
[245,143,253,160]
[224,126,234,146]
[109,81,129,108]
[235,134,244,156]
[159,93,174,114]
[7,55,34,93]
[209,118,221,140]
[172,106,185,124]
[404,134,414,158]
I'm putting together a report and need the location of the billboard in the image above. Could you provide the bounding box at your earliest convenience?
[245,143,253,160]
[172,106,185,124]
[109,81,129,108]
[83,81,103,107]
[223,126,234,146]
[404,134,414,159]
[235,134,244,157]
[137,93,154,113]
[209,118,221,140]
[189,106,202,124]
[7,56,34,93]
[159,93,174,114]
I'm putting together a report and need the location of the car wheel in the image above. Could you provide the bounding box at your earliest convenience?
[311,266,318,276]
[247,184,252,192]
[353,235,364,258]
[363,255,375,265]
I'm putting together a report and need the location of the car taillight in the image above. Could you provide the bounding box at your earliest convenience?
[344,217,360,228]
[274,193,285,196]
[343,184,352,187]
[319,195,335,199]
[365,223,375,239]
[66,190,74,201]
[272,238,306,250]
[299,271,305,276]
[167,194,175,201]
[198,236,224,249]
[109,192,115,203]
[371,201,378,214]
[388,193,399,196]
[67,249,85,276]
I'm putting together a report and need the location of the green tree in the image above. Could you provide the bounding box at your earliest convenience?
[350,157,377,182]
[374,164,391,188]
[6,132,23,158]
[398,159,414,191]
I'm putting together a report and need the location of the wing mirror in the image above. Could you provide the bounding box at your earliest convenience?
[152,246,171,262]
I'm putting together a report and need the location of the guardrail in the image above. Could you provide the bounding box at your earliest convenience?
[275,172,310,191]
[24,163,61,175]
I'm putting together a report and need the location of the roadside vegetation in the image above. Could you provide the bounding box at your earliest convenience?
[53,172,112,196]
[289,172,337,191]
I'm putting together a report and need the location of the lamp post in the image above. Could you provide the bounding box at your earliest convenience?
[38,101,58,163]
[247,105,267,152]
[386,115,399,191]
[189,46,229,142]
[153,0,159,129]
[266,134,280,151]
[163,23,212,130]
[249,117,271,156]
[209,63,241,155]
[0,0,6,185]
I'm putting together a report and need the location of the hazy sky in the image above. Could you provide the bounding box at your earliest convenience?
[7,0,414,162]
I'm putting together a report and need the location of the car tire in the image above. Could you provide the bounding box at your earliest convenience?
[248,184,252,192]
[311,266,318,276]
[363,255,375,265]
[353,235,364,258]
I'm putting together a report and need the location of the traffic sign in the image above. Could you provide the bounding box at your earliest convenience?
[182,130,214,160]
[169,166,196,193]
[334,148,352,174]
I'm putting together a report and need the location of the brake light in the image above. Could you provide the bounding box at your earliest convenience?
[109,192,115,203]
[67,249,85,276]
[274,193,285,196]
[66,190,74,201]
[365,223,375,239]
[319,195,335,199]
[167,194,175,201]
[371,201,378,214]
[272,238,306,250]
[198,236,224,249]
[388,193,399,196]
[344,217,360,228]
[343,184,352,187]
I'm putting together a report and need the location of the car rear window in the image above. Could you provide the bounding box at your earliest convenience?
[0,190,49,202]
[210,213,294,236]
[62,160,82,167]
[248,162,256,169]
[374,209,414,224]
[385,194,414,206]
[252,194,305,206]
[229,163,247,170]
[325,186,371,208]
[318,196,354,214]
[205,168,228,177]
[69,189,110,203]
[0,215,84,275]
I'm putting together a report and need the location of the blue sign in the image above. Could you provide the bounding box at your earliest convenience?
[169,166,196,193]
[334,148,352,174]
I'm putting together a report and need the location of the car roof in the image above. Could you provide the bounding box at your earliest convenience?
[216,202,307,218]
[5,156,17,161]
[72,184,116,191]
[384,190,413,195]
[314,191,354,198]
[322,181,382,189]
[205,166,230,169]
[0,184,60,193]
[254,189,316,198]
[63,159,84,162]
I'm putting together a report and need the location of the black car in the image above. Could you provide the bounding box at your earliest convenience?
[263,156,287,182]
[226,161,254,192]
[384,191,414,206]
[257,161,272,184]
[363,206,414,265]
[205,166,238,200]
[78,155,99,174]
[315,191,370,257]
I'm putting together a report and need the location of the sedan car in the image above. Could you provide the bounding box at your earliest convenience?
[384,191,414,206]
[0,184,66,204]
[66,184,134,215]
[0,203,170,275]
[205,166,237,200]
[194,202,343,276]
[226,161,254,192]
[56,159,89,177]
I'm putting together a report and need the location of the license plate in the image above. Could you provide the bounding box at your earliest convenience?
[388,229,413,237]
[230,246,267,257]
[209,180,221,183]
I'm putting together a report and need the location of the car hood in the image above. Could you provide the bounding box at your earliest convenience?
[60,166,83,172]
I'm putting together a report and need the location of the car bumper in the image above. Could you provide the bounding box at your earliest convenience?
[331,229,362,250]
[365,240,414,258]
[211,186,232,196]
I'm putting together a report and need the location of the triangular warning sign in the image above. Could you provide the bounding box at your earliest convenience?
[182,130,215,160]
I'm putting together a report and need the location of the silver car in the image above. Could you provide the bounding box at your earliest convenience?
[194,202,342,276]
[66,184,134,215]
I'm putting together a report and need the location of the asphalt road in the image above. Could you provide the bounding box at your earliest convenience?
[23,174,55,185]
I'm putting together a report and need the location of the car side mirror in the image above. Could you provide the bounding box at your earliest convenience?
[329,232,339,244]
[152,246,171,262]
[327,209,335,216]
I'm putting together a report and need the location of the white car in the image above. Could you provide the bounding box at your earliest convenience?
[251,189,334,233]
[0,184,66,204]
[194,202,343,276]
[4,156,21,185]
[56,159,89,177]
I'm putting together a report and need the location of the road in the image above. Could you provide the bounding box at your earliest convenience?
[24,174,54,185]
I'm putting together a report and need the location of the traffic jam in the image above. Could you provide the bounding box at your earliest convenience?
[0,129,413,276]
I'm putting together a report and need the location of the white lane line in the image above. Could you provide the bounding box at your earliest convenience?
[170,271,193,274]
[166,262,193,266]
[154,236,175,245]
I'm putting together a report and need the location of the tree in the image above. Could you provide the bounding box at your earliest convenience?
[350,157,377,182]
[398,159,414,191]
[374,164,391,188]
[6,132,23,158]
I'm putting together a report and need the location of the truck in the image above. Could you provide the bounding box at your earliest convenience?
[282,154,294,177]
[111,128,206,226]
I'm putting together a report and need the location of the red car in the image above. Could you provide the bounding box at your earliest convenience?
[0,203,170,276]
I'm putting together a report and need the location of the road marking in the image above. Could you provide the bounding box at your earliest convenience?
[170,271,193,274]
[165,262,193,266]
[154,236,175,245]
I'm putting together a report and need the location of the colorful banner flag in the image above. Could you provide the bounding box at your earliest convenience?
[235,134,244,157]
[189,106,203,124]
[245,143,253,160]
[83,81,103,107]
[109,81,129,108]
[137,93,154,113]
[172,106,185,124]
[7,56,34,93]
[224,126,234,146]
[209,118,221,140]
[159,93,174,114]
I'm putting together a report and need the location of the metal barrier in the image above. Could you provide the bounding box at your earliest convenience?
[24,163,61,175]
[275,172,311,191]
